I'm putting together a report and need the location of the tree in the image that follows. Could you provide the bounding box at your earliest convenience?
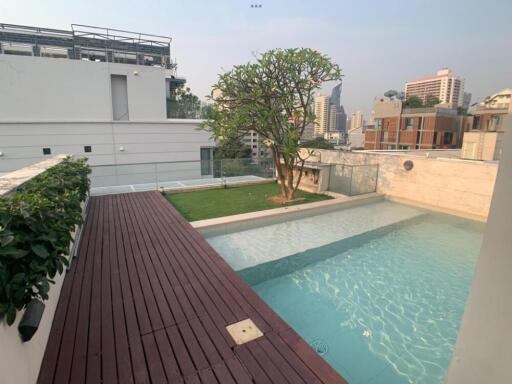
[300,137,334,150]
[406,95,423,108]
[202,48,341,200]
[424,95,440,107]
[213,137,252,160]
[167,87,201,118]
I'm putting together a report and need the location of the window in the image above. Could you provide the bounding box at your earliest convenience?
[42,147,51,155]
[84,146,92,153]
[111,75,129,121]
[405,118,414,130]
[252,145,257,148]
[443,132,453,145]
[200,148,212,176]
[375,119,382,129]
[473,116,481,130]
[488,115,500,132]
[387,145,396,150]
[399,145,411,150]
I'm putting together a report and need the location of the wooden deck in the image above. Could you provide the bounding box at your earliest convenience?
[38,191,347,384]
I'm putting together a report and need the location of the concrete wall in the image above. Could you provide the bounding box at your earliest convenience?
[0,120,214,174]
[0,54,166,121]
[461,131,503,161]
[311,149,498,220]
[446,115,512,383]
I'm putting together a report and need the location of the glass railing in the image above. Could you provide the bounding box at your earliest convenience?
[328,164,379,196]
[89,158,275,195]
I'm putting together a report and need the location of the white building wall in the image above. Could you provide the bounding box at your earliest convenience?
[446,115,512,384]
[0,54,167,121]
[0,121,214,174]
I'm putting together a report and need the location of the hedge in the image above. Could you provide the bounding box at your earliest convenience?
[0,157,90,325]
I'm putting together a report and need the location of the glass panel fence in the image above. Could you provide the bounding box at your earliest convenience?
[328,164,379,196]
[89,158,275,195]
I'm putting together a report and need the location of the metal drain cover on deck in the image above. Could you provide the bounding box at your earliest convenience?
[226,319,263,345]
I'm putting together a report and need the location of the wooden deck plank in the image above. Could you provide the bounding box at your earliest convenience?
[111,195,150,384]
[107,195,135,384]
[37,197,95,384]
[136,194,239,325]
[38,191,347,384]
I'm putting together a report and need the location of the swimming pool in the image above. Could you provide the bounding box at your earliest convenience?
[206,201,485,383]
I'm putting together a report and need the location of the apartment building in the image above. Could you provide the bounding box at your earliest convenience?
[364,98,464,150]
[460,90,511,161]
[350,110,364,130]
[405,68,465,106]
[0,23,214,175]
[242,130,272,160]
[314,95,330,136]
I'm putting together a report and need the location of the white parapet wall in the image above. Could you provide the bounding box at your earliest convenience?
[310,149,498,221]
[0,156,85,384]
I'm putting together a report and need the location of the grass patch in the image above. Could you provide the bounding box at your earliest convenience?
[166,182,332,221]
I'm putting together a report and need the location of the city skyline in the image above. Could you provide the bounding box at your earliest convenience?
[1,0,511,116]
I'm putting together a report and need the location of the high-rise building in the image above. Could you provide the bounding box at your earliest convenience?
[462,92,472,109]
[314,95,330,136]
[351,111,364,130]
[405,68,465,107]
[337,105,347,133]
[330,83,347,134]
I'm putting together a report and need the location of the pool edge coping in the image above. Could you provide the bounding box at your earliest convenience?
[192,193,384,235]
[385,195,487,223]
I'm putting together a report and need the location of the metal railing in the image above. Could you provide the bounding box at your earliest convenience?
[328,164,379,196]
[89,158,275,195]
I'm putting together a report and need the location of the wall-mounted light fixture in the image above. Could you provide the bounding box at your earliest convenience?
[0,151,4,157]
[133,70,139,76]
[119,146,125,152]
[403,160,414,171]
[18,299,45,342]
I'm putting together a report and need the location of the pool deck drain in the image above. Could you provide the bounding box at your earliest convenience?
[226,318,264,345]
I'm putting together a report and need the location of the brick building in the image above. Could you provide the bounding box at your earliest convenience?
[364,99,465,150]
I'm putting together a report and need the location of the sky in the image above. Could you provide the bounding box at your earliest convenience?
[2,0,511,117]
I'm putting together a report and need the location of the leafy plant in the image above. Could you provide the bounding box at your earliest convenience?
[202,48,342,201]
[301,137,335,149]
[0,157,90,325]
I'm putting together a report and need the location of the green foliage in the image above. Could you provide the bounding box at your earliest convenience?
[167,87,202,119]
[213,137,252,160]
[406,96,423,108]
[0,158,90,325]
[424,95,440,107]
[301,137,334,150]
[406,95,441,108]
[202,48,342,200]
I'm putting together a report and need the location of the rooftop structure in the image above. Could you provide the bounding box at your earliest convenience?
[0,23,173,68]
[405,68,465,107]
[364,99,466,150]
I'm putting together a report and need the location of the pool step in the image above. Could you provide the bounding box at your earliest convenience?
[238,213,428,286]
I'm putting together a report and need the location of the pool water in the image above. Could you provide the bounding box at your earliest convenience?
[207,201,485,384]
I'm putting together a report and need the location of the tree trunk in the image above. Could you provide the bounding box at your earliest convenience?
[272,147,287,198]
[285,156,295,201]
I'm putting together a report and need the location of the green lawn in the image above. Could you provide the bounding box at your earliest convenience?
[166,182,332,221]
